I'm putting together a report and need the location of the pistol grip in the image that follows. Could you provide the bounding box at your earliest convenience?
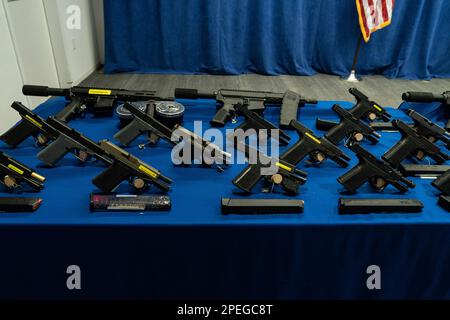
[232,164,262,193]
[114,118,146,146]
[55,99,84,122]
[432,170,450,195]
[280,140,310,166]
[210,106,232,127]
[1,120,39,147]
[338,164,368,193]
[325,122,348,145]
[36,136,72,166]
[383,139,414,168]
[280,91,300,128]
[92,162,131,192]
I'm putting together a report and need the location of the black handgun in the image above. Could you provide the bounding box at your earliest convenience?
[232,142,307,194]
[404,109,450,149]
[315,88,391,130]
[338,143,415,193]
[114,102,231,165]
[280,120,350,167]
[174,88,317,128]
[347,88,391,122]
[0,152,45,192]
[36,117,112,167]
[0,102,59,147]
[92,140,172,193]
[234,103,291,146]
[432,169,450,196]
[402,91,450,130]
[324,104,381,145]
[382,120,449,168]
[22,85,171,122]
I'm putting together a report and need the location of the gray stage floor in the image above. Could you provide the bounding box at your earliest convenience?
[80,71,450,108]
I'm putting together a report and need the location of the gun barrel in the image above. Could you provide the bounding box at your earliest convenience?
[304,98,318,105]
[402,92,446,103]
[174,88,216,99]
[23,85,68,97]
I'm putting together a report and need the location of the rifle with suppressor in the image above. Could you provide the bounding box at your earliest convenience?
[174,88,317,128]
[231,141,308,194]
[0,102,59,147]
[36,117,112,167]
[280,120,350,167]
[92,140,172,193]
[402,91,450,131]
[338,143,415,193]
[0,152,45,192]
[316,88,392,130]
[382,120,449,168]
[22,85,171,122]
[114,102,231,166]
[324,104,381,145]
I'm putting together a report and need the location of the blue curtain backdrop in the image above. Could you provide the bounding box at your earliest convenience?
[104,0,450,79]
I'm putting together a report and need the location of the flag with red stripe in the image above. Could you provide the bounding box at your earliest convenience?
[356,0,395,42]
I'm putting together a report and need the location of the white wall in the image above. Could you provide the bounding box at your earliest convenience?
[1,0,103,132]
[4,0,60,108]
[44,0,100,86]
[0,2,26,132]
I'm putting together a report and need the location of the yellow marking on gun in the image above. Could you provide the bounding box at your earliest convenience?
[88,89,112,95]
[373,104,383,111]
[305,132,321,144]
[276,162,292,172]
[8,164,24,175]
[138,165,158,179]
[25,115,42,128]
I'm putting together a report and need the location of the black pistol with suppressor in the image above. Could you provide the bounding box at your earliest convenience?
[36,117,112,167]
[402,91,450,131]
[0,152,45,192]
[382,120,449,168]
[280,120,350,167]
[324,104,381,145]
[174,88,317,128]
[0,102,59,147]
[22,85,171,122]
[316,88,391,130]
[92,140,172,193]
[233,103,291,145]
[114,102,231,166]
[232,142,308,194]
[338,143,415,193]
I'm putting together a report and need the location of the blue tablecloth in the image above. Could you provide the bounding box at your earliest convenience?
[0,97,449,299]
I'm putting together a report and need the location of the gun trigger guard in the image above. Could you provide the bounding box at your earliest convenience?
[370,176,387,191]
[231,110,238,124]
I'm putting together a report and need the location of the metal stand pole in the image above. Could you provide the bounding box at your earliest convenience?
[342,34,363,82]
